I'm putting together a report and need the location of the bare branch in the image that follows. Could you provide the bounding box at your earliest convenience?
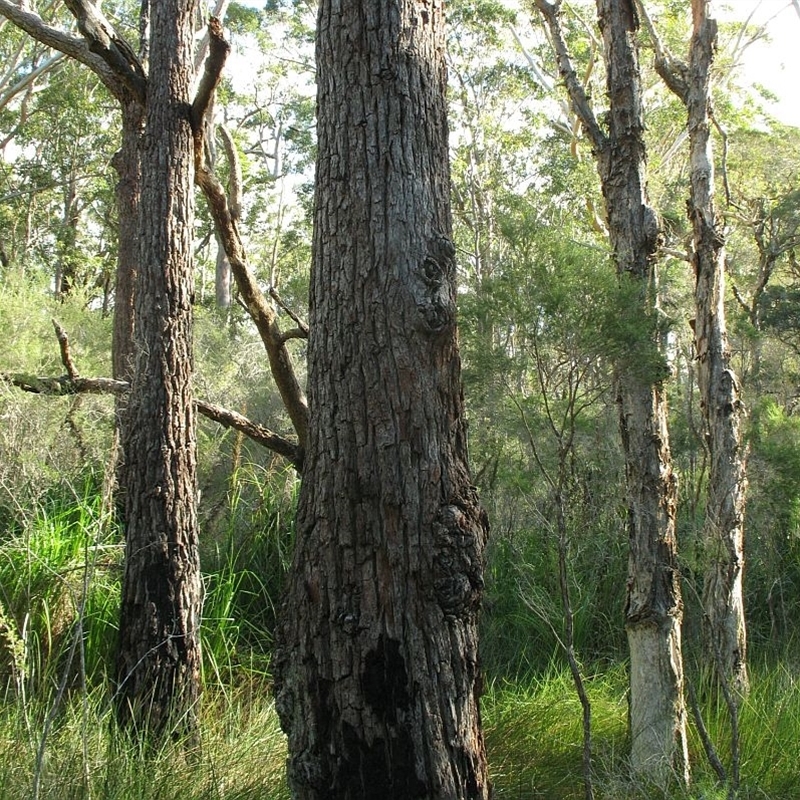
[635,0,690,102]
[195,400,302,470]
[193,20,309,449]
[190,16,229,132]
[0,0,124,98]
[194,0,230,74]
[269,287,309,338]
[63,0,146,103]
[2,371,302,468]
[0,51,65,113]
[217,123,242,220]
[533,0,606,154]
[52,319,79,379]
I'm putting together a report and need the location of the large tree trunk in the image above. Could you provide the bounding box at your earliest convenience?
[595,0,689,786]
[687,1,748,694]
[273,1,489,797]
[115,0,202,739]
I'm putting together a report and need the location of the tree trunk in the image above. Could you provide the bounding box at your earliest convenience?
[111,99,143,385]
[595,0,690,785]
[273,1,489,797]
[687,0,748,694]
[115,0,202,739]
[214,235,232,309]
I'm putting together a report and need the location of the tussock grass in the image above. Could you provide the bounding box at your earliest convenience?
[0,685,289,800]
[2,486,800,798]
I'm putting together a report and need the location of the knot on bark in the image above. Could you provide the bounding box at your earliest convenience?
[433,498,486,619]
[413,234,456,335]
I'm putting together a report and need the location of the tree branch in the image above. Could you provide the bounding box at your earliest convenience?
[534,0,606,154]
[192,19,309,450]
[2,372,303,469]
[269,287,309,338]
[217,123,242,220]
[63,0,146,104]
[3,372,128,395]
[190,16,229,132]
[52,318,79,379]
[0,51,65,114]
[195,400,302,470]
[0,0,124,99]
[635,0,690,102]
[2,319,303,468]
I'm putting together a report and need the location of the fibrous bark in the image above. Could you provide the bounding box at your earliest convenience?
[273,2,489,797]
[640,0,749,694]
[687,0,748,696]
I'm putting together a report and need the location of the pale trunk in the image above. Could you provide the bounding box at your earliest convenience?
[688,1,748,693]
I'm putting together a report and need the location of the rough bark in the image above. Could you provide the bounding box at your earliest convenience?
[111,99,143,383]
[536,0,689,786]
[273,1,489,798]
[115,0,202,738]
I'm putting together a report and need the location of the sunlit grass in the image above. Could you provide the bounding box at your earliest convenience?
[482,662,800,799]
[0,686,289,800]
[3,488,800,798]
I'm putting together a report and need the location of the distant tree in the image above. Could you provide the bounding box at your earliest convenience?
[535,0,690,785]
[639,0,749,694]
[272,0,490,796]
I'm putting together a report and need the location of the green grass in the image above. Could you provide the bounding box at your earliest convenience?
[0,686,289,800]
[481,663,800,799]
[3,487,800,798]
[1,662,798,799]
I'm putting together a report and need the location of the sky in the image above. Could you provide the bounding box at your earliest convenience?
[722,0,800,127]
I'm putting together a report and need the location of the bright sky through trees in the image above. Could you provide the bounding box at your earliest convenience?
[722,0,800,126]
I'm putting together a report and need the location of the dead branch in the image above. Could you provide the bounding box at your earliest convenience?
[192,19,309,449]
[3,373,127,395]
[3,371,302,469]
[635,0,690,103]
[269,287,309,338]
[0,0,125,100]
[52,318,79,379]
[3,321,302,468]
[195,400,302,469]
[190,16,229,132]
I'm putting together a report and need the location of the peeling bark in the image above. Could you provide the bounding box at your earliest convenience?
[536,0,689,786]
[641,0,749,694]
[688,1,748,695]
